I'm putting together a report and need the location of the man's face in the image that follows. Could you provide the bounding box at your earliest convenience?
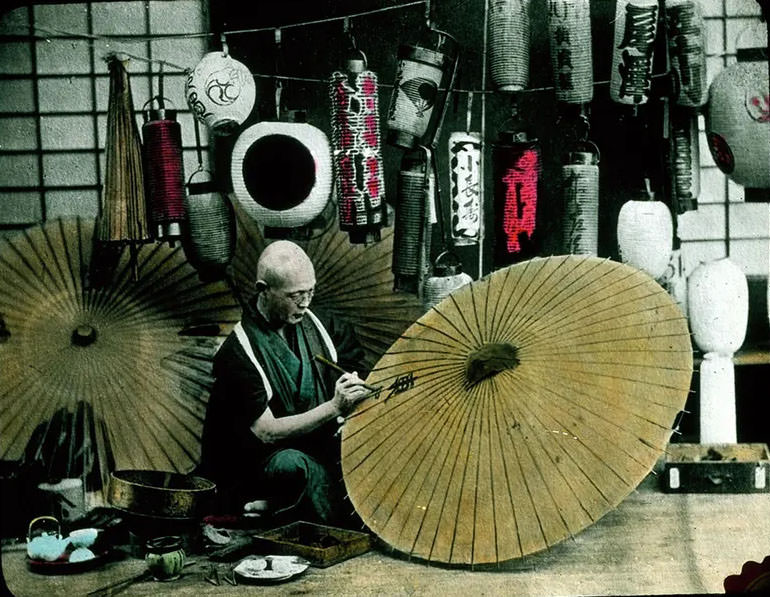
[262,266,316,326]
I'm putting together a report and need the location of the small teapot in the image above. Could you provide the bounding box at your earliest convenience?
[145,535,185,581]
[27,516,69,561]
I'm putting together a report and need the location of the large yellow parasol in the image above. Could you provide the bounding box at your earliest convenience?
[0,218,240,480]
[342,255,693,565]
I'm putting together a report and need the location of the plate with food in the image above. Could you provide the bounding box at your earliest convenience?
[233,555,310,583]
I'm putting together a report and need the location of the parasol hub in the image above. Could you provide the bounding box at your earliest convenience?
[465,343,519,388]
[71,325,97,347]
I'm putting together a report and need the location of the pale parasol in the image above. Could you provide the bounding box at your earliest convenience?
[342,255,693,565]
[229,201,425,369]
[0,218,240,483]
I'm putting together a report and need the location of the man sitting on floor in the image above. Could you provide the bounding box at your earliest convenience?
[197,240,369,526]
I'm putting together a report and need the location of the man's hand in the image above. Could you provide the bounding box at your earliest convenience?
[332,372,369,416]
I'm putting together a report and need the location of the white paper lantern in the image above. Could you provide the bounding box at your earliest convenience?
[688,257,748,445]
[616,198,673,280]
[706,60,770,189]
[230,121,332,229]
[688,257,748,355]
[185,51,256,135]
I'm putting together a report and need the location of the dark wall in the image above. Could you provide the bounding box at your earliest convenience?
[210,0,672,278]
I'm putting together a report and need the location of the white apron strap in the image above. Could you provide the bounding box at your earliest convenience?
[233,322,273,401]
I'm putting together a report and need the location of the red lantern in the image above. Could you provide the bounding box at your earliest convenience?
[492,129,541,267]
[329,50,385,244]
[142,97,186,242]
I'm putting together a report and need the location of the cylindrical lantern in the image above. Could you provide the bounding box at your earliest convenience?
[706,31,770,190]
[393,147,435,293]
[488,0,531,92]
[610,0,659,105]
[562,143,600,255]
[142,98,186,241]
[688,257,749,444]
[182,169,235,282]
[230,121,332,231]
[616,190,673,280]
[664,0,707,108]
[547,0,593,104]
[386,28,458,149]
[329,52,385,244]
[670,107,700,213]
[492,130,541,267]
[448,131,481,246]
[422,252,473,311]
[185,50,255,136]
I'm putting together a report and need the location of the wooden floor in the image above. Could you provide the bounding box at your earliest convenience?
[3,474,769,597]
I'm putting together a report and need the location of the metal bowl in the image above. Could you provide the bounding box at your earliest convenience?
[107,470,216,519]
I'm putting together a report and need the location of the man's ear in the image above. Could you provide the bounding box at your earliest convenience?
[255,280,268,292]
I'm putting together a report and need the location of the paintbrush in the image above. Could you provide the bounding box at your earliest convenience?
[314,354,382,393]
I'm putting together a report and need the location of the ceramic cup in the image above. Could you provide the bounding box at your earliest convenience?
[185,51,255,135]
[145,536,185,581]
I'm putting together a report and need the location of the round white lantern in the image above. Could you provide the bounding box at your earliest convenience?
[705,22,770,190]
[688,257,748,445]
[185,52,256,135]
[616,197,673,280]
[688,257,748,355]
[230,121,332,229]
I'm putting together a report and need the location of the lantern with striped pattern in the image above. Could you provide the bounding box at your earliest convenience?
[488,0,531,91]
[393,147,436,293]
[142,97,186,242]
[182,169,235,282]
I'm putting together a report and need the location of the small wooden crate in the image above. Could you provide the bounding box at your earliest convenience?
[252,521,371,567]
[662,443,770,494]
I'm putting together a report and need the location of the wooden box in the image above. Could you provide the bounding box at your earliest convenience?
[252,521,371,567]
[662,443,770,493]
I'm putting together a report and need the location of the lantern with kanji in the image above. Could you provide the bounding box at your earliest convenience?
[492,129,541,268]
[664,0,708,108]
[547,0,593,104]
[329,50,386,244]
[610,0,659,106]
[562,142,600,255]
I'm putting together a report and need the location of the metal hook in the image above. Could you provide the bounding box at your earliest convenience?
[220,33,228,58]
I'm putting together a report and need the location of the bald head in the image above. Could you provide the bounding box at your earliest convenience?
[256,241,316,327]
[257,240,315,290]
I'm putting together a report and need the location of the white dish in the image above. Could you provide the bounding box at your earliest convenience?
[233,555,309,583]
